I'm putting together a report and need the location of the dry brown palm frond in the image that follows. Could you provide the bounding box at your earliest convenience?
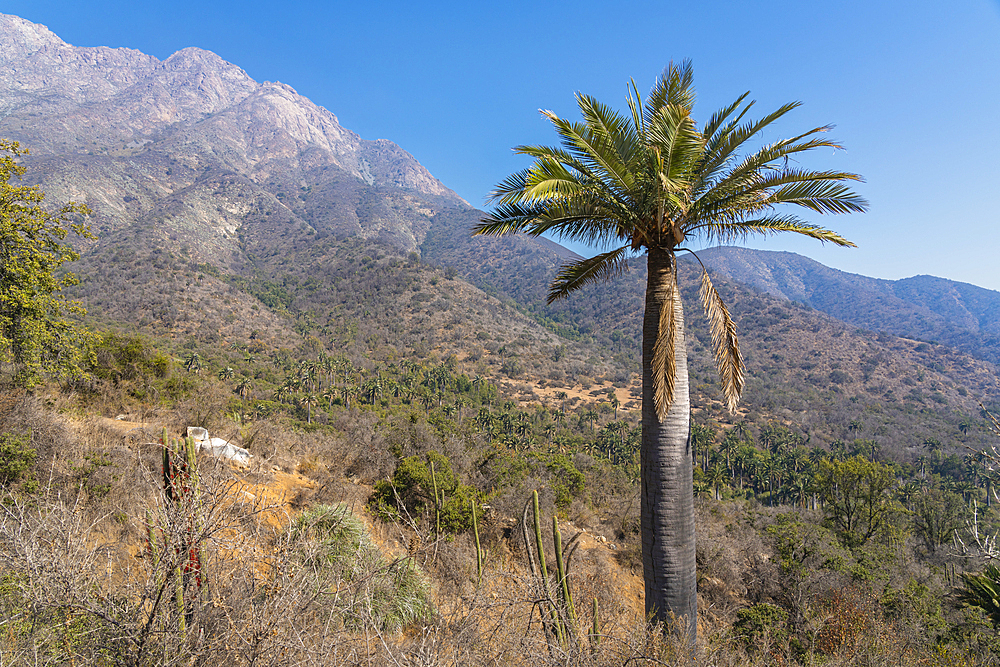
[699,268,745,412]
[652,274,679,420]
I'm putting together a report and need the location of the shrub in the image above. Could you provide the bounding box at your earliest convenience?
[0,432,36,487]
[734,602,788,645]
[295,504,432,632]
[370,451,479,533]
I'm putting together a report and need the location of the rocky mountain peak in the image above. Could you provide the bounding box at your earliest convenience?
[0,13,65,62]
[0,12,465,265]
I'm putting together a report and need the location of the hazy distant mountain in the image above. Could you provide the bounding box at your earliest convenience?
[695,247,1000,366]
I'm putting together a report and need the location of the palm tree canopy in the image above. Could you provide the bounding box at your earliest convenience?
[474,60,867,416]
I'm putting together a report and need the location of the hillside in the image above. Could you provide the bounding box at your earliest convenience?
[1,11,996,462]
[6,13,1000,666]
[697,246,1000,366]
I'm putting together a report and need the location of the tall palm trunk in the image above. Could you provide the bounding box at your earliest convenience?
[641,248,696,640]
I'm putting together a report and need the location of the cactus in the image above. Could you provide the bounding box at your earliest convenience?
[590,597,600,652]
[532,491,564,647]
[157,429,205,639]
[520,490,585,650]
[553,515,577,631]
[430,458,441,537]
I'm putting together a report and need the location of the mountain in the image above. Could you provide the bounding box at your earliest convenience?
[2,12,999,463]
[0,12,469,269]
[696,247,1000,366]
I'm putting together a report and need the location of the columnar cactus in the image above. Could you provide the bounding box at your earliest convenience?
[155,428,204,638]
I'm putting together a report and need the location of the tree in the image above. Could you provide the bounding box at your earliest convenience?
[183,352,203,374]
[0,140,94,385]
[474,61,865,638]
[911,488,967,553]
[235,376,254,400]
[813,455,897,548]
[608,391,621,420]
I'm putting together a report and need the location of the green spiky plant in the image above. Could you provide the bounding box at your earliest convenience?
[147,428,204,641]
[472,497,485,584]
[959,564,1000,627]
[295,504,432,632]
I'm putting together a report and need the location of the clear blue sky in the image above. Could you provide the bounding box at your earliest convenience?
[6,1,1000,290]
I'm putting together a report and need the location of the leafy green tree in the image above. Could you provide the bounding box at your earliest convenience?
[814,455,898,548]
[476,62,865,637]
[0,140,94,385]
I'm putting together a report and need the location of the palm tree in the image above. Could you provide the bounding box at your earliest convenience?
[608,389,621,419]
[556,390,569,415]
[705,462,727,501]
[474,61,865,636]
[235,376,253,400]
[183,352,203,374]
[300,393,317,424]
[690,423,715,472]
[719,429,741,477]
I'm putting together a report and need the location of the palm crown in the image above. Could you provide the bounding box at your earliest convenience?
[475,60,867,417]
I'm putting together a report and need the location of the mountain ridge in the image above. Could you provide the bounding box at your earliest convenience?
[0,12,467,270]
[696,246,1000,365]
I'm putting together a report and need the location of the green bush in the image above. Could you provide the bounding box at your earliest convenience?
[0,432,36,487]
[370,451,480,533]
[91,332,170,382]
[530,452,585,508]
[734,602,788,648]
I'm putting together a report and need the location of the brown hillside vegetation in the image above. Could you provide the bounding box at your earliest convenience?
[4,359,1000,666]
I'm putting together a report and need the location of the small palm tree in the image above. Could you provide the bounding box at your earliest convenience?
[556,390,569,415]
[300,393,318,424]
[475,61,865,637]
[235,376,253,400]
[609,391,621,420]
[183,352,203,374]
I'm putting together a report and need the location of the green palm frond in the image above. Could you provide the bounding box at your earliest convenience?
[645,60,696,121]
[547,246,632,303]
[699,268,745,412]
[959,565,1000,627]
[700,91,752,144]
[764,178,869,214]
[474,200,550,236]
[647,105,704,191]
[691,213,856,247]
[543,112,637,197]
[521,160,588,202]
